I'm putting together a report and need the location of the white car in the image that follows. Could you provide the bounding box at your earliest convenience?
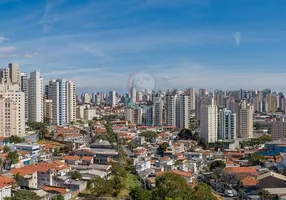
[225,189,234,197]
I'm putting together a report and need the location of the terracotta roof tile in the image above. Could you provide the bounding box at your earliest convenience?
[63,155,80,161]
[157,170,192,177]
[82,156,93,161]
[240,176,258,187]
[0,176,16,184]
[224,167,256,174]
[42,186,68,194]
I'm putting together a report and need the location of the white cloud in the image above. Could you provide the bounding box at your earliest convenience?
[0,36,8,43]
[0,46,16,52]
[23,52,39,58]
[233,32,241,46]
[42,67,101,76]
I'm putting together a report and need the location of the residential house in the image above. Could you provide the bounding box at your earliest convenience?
[0,184,12,200]
[42,186,72,200]
[90,140,113,149]
[63,155,80,165]
[9,168,38,189]
[81,156,94,165]
[239,176,258,189]
[79,170,108,180]
[224,167,257,178]
[257,171,286,189]
[184,152,203,160]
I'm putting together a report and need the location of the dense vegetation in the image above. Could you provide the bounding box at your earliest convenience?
[177,129,208,149]
[240,135,272,148]
[4,190,41,200]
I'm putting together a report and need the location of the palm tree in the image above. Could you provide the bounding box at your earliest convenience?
[259,189,271,200]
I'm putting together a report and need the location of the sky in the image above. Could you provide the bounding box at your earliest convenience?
[1,0,286,94]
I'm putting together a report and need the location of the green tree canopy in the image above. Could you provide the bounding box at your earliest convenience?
[3,146,11,153]
[210,160,226,171]
[7,136,25,144]
[157,142,169,156]
[4,190,41,200]
[6,151,19,165]
[71,171,82,180]
[139,131,158,142]
[52,194,64,200]
[129,186,152,200]
[249,153,265,165]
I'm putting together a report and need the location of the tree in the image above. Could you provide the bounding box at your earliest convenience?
[157,142,169,156]
[152,173,194,200]
[253,122,262,130]
[6,151,19,169]
[210,160,226,171]
[71,171,82,180]
[194,183,217,200]
[177,129,193,140]
[139,131,158,142]
[129,186,152,200]
[249,153,265,165]
[259,189,271,200]
[192,132,200,141]
[88,177,113,197]
[3,146,11,153]
[4,190,41,200]
[198,138,208,150]
[112,175,125,197]
[7,136,25,144]
[0,158,3,171]
[52,195,64,200]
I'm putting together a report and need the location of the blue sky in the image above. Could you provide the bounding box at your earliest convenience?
[1,0,286,93]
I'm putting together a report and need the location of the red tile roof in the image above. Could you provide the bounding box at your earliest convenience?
[63,155,80,161]
[82,156,93,161]
[157,170,192,177]
[224,167,256,174]
[0,176,16,184]
[240,176,258,187]
[42,186,68,194]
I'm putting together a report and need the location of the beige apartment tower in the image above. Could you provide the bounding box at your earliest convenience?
[44,99,53,123]
[237,101,253,138]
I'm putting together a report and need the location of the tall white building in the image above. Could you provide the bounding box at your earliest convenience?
[125,108,134,123]
[176,96,189,129]
[237,101,253,138]
[0,63,21,90]
[46,79,76,125]
[188,87,196,111]
[66,80,76,123]
[28,71,43,122]
[218,108,236,141]
[130,87,137,103]
[165,95,177,127]
[200,98,218,143]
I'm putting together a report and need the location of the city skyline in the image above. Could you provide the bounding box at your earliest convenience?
[1,0,286,93]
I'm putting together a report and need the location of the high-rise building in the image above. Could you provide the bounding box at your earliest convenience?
[199,89,207,99]
[272,118,286,140]
[215,92,225,108]
[237,101,253,138]
[82,93,91,104]
[8,63,21,86]
[125,108,134,123]
[43,99,53,123]
[200,98,218,143]
[153,100,164,126]
[188,88,196,111]
[133,109,142,124]
[66,80,76,123]
[21,73,28,121]
[130,87,137,103]
[218,108,236,141]
[108,91,117,107]
[266,93,277,112]
[0,84,25,136]
[28,71,43,122]
[176,95,189,129]
[146,107,153,126]
[0,63,21,90]
[165,95,177,127]
[46,79,76,125]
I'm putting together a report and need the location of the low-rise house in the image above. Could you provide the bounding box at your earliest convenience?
[71,149,96,157]
[64,180,87,192]
[0,184,12,199]
[224,166,257,178]
[184,152,203,160]
[257,171,286,189]
[239,175,258,189]
[81,156,94,165]
[9,168,38,189]
[42,186,72,200]
[14,143,41,156]
[63,155,80,165]
[223,152,245,161]
[135,160,151,172]
[90,140,113,149]
[79,170,108,180]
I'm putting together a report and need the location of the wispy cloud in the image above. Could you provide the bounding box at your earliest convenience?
[0,46,16,52]
[0,36,8,43]
[42,67,101,76]
[23,52,39,58]
[233,31,241,46]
